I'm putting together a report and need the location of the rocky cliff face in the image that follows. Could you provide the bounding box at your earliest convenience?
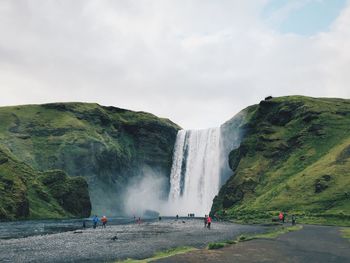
[211,96,350,224]
[0,103,180,217]
[0,148,91,220]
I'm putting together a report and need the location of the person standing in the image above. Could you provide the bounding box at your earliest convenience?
[207,216,212,229]
[92,215,99,229]
[292,214,296,225]
[101,216,108,228]
[279,212,284,223]
[204,215,208,228]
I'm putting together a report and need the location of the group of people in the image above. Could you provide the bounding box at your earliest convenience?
[84,212,295,231]
[279,212,296,225]
[133,215,143,224]
[204,215,212,229]
[89,215,108,229]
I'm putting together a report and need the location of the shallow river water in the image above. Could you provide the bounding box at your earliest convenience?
[0,218,271,263]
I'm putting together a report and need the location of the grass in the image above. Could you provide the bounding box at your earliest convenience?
[212,96,350,227]
[208,242,227,249]
[117,246,196,263]
[223,210,350,227]
[251,225,303,239]
[340,228,350,241]
[208,225,303,250]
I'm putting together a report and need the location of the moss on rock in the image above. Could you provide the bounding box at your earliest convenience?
[0,148,91,220]
[0,102,180,217]
[211,96,350,225]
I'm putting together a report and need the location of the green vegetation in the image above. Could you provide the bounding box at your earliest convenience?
[212,96,350,226]
[340,228,350,240]
[208,225,302,250]
[117,246,196,262]
[0,102,180,219]
[251,225,303,239]
[0,147,90,220]
[208,242,226,249]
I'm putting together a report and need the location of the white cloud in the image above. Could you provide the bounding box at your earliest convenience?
[0,0,349,129]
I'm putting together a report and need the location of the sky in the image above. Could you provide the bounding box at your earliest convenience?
[0,0,349,129]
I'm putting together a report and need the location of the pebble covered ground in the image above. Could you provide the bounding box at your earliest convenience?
[0,219,270,263]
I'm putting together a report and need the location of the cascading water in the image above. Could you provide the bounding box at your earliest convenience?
[168,128,222,216]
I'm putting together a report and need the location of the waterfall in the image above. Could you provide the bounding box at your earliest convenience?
[168,128,222,216]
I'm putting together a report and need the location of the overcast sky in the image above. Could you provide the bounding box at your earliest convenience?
[1,0,349,129]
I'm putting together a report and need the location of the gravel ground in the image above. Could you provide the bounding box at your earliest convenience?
[0,219,270,263]
[155,225,350,263]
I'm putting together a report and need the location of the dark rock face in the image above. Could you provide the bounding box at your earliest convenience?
[315,180,328,193]
[15,194,29,218]
[336,145,350,164]
[0,149,91,220]
[308,123,325,136]
[41,170,92,217]
[314,175,332,193]
[303,111,320,123]
[0,156,8,165]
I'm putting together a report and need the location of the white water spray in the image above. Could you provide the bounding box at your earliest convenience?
[167,128,222,216]
[122,113,245,218]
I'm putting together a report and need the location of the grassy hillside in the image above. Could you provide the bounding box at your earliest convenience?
[212,96,350,225]
[0,147,91,220]
[0,102,180,217]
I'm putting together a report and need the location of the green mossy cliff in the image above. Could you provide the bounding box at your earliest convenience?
[212,96,350,225]
[0,148,91,220]
[0,103,180,218]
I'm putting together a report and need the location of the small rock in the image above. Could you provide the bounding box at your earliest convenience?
[315,179,328,193]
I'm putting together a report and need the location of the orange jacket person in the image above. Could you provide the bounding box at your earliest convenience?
[207,216,212,229]
[101,216,108,228]
[279,212,284,223]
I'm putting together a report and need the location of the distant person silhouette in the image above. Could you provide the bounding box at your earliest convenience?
[292,214,296,225]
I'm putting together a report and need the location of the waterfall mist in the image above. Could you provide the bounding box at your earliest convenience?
[122,112,246,218]
[122,167,169,217]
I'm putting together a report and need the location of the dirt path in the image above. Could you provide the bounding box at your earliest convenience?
[155,225,350,263]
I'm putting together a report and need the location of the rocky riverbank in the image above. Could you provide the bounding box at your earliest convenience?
[0,219,270,263]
